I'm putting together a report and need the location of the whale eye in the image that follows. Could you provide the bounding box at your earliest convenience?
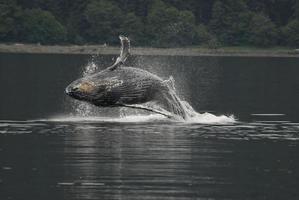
[77,81,96,93]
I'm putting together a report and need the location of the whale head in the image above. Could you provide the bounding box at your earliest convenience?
[65,70,125,106]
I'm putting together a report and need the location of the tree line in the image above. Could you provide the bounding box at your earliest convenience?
[1,0,299,47]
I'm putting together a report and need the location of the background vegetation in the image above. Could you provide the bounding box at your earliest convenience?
[1,0,299,48]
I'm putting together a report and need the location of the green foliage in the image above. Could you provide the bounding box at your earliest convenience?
[0,0,22,41]
[282,19,299,46]
[84,0,123,44]
[247,0,293,26]
[0,0,298,47]
[146,0,199,47]
[207,36,220,49]
[20,9,66,44]
[248,13,278,46]
[209,0,251,45]
[63,0,89,44]
[195,24,212,44]
[121,12,144,44]
[294,0,299,19]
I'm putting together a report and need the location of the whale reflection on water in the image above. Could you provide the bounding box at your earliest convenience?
[1,119,299,199]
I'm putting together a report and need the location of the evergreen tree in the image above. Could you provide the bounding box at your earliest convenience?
[121,12,145,45]
[0,0,297,47]
[112,0,151,17]
[248,13,278,46]
[294,0,299,19]
[282,19,299,47]
[20,8,66,44]
[146,0,199,47]
[247,0,294,26]
[195,24,212,45]
[0,0,22,41]
[84,0,123,44]
[209,0,251,45]
[64,0,90,44]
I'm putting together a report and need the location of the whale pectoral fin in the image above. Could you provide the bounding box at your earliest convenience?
[119,35,130,62]
[108,35,130,71]
[108,57,122,71]
[120,104,174,119]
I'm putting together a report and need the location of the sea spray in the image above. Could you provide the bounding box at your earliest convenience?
[68,56,235,124]
[71,56,99,117]
[119,76,235,123]
[162,78,235,123]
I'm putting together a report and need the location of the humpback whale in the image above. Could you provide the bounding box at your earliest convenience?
[65,36,187,119]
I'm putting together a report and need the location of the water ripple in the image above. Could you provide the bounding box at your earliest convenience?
[1,119,299,200]
[0,119,299,140]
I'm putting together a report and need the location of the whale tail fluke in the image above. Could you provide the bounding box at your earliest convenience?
[108,35,130,71]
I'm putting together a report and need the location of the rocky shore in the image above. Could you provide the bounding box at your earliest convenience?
[0,43,299,57]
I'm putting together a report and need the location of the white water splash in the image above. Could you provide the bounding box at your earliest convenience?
[82,57,98,76]
[160,78,235,124]
[68,57,235,124]
[106,93,235,124]
[48,112,234,124]
[47,114,166,123]
[71,56,99,117]
[181,95,235,124]
[178,99,235,124]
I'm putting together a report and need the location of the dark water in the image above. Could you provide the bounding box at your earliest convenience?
[1,53,299,199]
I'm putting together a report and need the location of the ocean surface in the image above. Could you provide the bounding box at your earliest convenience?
[1,53,299,199]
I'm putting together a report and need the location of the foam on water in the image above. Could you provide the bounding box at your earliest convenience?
[47,114,167,123]
[161,80,235,124]
[174,99,235,124]
[47,112,234,124]
[184,112,235,124]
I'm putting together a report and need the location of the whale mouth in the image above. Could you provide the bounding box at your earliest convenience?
[65,85,79,97]
[65,86,72,95]
[65,85,87,101]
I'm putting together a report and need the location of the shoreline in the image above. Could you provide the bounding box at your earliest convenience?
[0,43,299,57]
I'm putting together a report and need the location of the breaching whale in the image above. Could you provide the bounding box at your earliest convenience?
[65,36,188,119]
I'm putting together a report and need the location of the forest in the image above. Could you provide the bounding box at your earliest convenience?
[1,0,299,48]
